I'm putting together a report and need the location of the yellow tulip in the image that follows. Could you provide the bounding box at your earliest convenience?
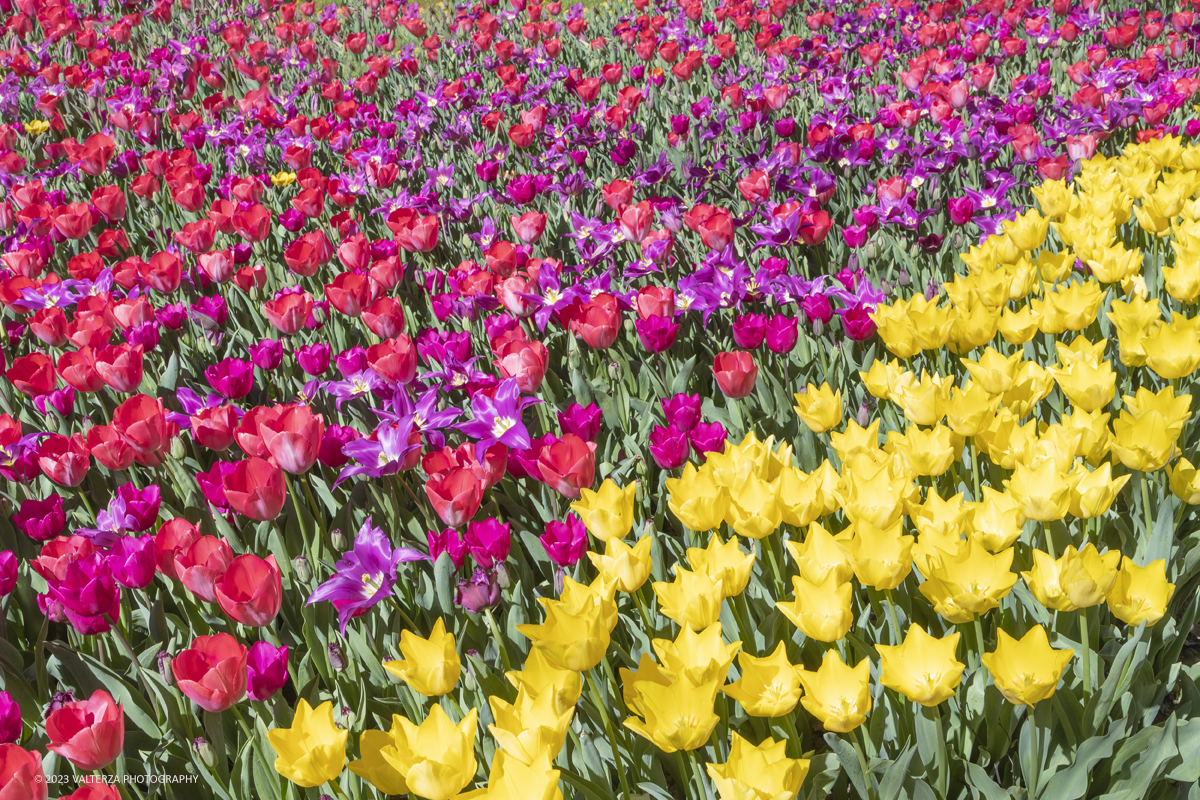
[895,371,952,427]
[270,171,297,187]
[784,522,854,586]
[964,487,1025,552]
[383,618,461,697]
[892,424,960,477]
[1006,459,1071,522]
[920,539,1018,616]
[981,626,1073,707]
[721,643,802,718]
[505,648,582,715]
[588,534,653,593]
[1107,557,1175,626]
[793,382,843,433]
[961,348,1022,395]
[1169,457,1200,504]
[1032,178,1073,218]
[1110,410,1176,472]
[859,360,894,400]
[270,700,347,788]
[1049,357,1116,413]
[1061,407,1112,466]
[517,589,612,672]
[1143,316,1200,380]
[457,751,562,800]
[906,295,955,351]
[726,473,784,539]
[653,622,740,687]
[796,651,872,733]
[1122,385,1192,436]
[841,519,914,591]
[1000,361,1054,418]
[488,687,573,765]
[666,463,730,531]
[1035,249,1076,282]
[653,567,724,631]
[877,625,965,707]
[349,728,409,795]
[706,734,810,800]
[621,653,673,718]
[841,460,909,528]
[1067,463,1130,518]
[830,418,882,463]
[944,382,1000,437]
[998,304,1042,345]
[975,409,1039,469]
[688,535,754,599]
[1022,544,1120,612]
[623,675,721,753]
[1107,295,1162,367]
[1005,207,1049,251]
[778,466,824,527]
[376,705,478,800]
[571,479,637,542]
[776,573,854,642]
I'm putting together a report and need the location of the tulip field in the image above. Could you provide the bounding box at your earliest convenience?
[6,0,1200,797]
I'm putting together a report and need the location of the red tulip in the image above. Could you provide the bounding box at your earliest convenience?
[367,336,418,384]
[510,210,547,244]
[234,406,273,457]
[618,201,653,243]
[258,405,324,474]
[221,457,287,520]
[61,777,119,800]
[737,170,770,203]
[172,633,248,713]
[32,536,95,583]
[6,352,56,396]
[154,518,200,581]
[324,271,376,318]
[91,185,127,222]
[0,744,47,800]
[425,467,483,527]
[537,434,597,499]
[713,351,758,398]
[174,219,217,254]
[232,204,272,242]
[45,690,124,772]
[112,394,169,455]
[283,231,333,277]
[57,349,104,393]
[91,343,144,393]
[636,286,676,319]
[190,405,239,451]
[698,210,734,250]
[571,292,621,349]
[85,425,136,471]
[51,203,94,240]
[263,291,314,335]
[177,536,234,602]
[28,307,68,346]
[215,554,283,626]
[494,338,549,393]
[139,252,183,294]
[362,296,407,338]
[37,434,89,487]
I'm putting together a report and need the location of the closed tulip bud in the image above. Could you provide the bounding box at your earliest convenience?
[328,643,345,672]
[195,737,217,768]
[292,555,312,582]
[157,651,174,687]
[982,626,1073,707]
[796,650,872,733]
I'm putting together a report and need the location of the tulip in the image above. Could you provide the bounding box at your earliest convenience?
[666,463,730,531]
[221,457,287,520]
[455,568,501,614]
[460,750,560,800]
[112,393,169,455]
[571,479,636,541]
[45,690,124,771]
[216,554,282,627]
[707,735,810,800]
[624,673,721,752]
[792,382,843,432]
[172,633,248,713]
[588,535,653,593]
[0,745,47,800]
[556,402,602,441]
[268,700,347,788]
[921,539,1018,618]
[258,405,325,474]
[877,625,965,707]
[981,626,1074,707]
[842,519,914,590]
[1021,544,1120,612]
[190,405,239,451]
[713,351,757,398]
[1107,557,1175,627]
[516,583,613,672]
[488,686,573,765]
[37,433,89,487]
[12,495,65,541]
[662,393,702,431]
[0,692,19,745]
[795,650,872,732]
[107,535,155,589]
[204,358,254,399]
[383,618,461,697]
[537,434,596,499]
[721,642,802,717]
[540,516,588,567]
[505,647,582,716]
[777,573,854,642]
[653,567,723,631]
[425,467,483,527]
[687,534,754,599]
[361,705,477,800]
[247,642,289,701]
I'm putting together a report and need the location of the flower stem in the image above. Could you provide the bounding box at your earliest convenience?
[851,728,876,800]
[973,614,986,670]
[483,607,512,672]
[1141,470,1153,540]
[326,780,351,800]
[883,589,902,645]
[689,747,710,800]
[1079,608,1092,701]
[586,669,632,800]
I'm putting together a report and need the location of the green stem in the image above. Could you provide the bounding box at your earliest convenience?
[931,703,948,797]
[1029,712,1041,798]
[969,438,982,501]
[973,614,986,670]
[851,728,876,800]
[1080,609,1091,702]
[388,596,420,634]
[586,669,632,800]
[689,747,711,800]
[1141,470,1153,541]
[883,589,902,646]
[633,589,656,641]
[326,780,351,800]
[483,608,512,672]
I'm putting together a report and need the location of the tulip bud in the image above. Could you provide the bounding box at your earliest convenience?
[463,652,479,691]
[635,458,647,481]
[623,318,634,333]
[157,652,174,687]
[195,737,217,768]
[608,360,622,380]
[293,555,312,582]
[170,437,186,459]
[150,212,161,229]
[857,402,871,428]
[864,240,880,259]
[897,269,910,286]
[812,319,824,337]
[328,642,345,672]
[338,706,355,730]
[330,529,347,551]
[494,562,512,589]
[569,347,580,368]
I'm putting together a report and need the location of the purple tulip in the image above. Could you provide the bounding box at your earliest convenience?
[296,343,332,376]
[0,552,16,597]
[34,386,75,418]
[689,421,728,458]
[765,315,800,354]
[13,495,65,541]
[801,295,834,325]
[774,117,796,137]
[427,528,468,568]
[196,461,235,510]
[157,303,187,330]
[246,642,289,702]
[318,425,361,468]
[465,519,511,570]
[249,339,284,370]
[662,393,702,432]
[635,316,679,353]
[125,321,160,350]
[842,224,871,248]
[557,402,602,442]
[541,516,587,568]
[0,690,20,744]
[948,196,975,226]
[117,483,161,532]
[335,347,369,378]
[455,568,500,613]
[204,358,254,399]
[107,535,156,589]
[47,553,118,619]
[649,424,689,470]
[191,295,228,328]
[732,313,767,349]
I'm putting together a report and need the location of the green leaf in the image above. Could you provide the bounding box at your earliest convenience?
[1168,718,1200,782]
[434,552,457,618]
[879,743,917,800]
[1042,717,1128,800]
[1098,715,1178,800]
[670,355,696,395]
[825,733,873,800]
[963,760,1010,800]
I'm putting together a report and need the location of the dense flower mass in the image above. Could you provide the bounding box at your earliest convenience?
[2,0,1200,796]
